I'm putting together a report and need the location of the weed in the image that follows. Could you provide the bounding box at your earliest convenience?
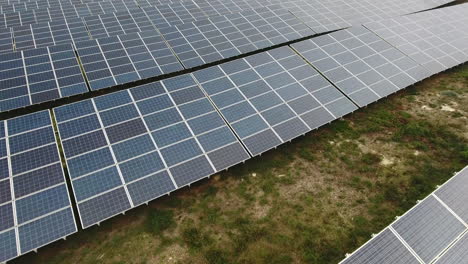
[145,209,175,235]
[204,248,230,264]
[182,227,212,251]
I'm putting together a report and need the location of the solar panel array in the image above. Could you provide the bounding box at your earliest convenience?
[0,1,467,263]
[292,26,430,107]
[365,3,468,75]
[0,43,88,112]
[0,0,458,113]
[74,30,183,91]
[340,166,468,264]
[0,110,77,262]
[160,5,314,68]
[193,46,357,156]
[54,75,250,228]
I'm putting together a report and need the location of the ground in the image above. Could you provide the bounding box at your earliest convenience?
[13,65,468,263]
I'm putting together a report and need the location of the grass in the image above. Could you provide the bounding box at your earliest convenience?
[12,64,468,264]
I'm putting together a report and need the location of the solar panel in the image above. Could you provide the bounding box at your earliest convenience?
[391,196,466,263]
[54,75,249,228]
[435,167,468,224]
[8,17,89,51]
[193,46,357,156]
[0,43,88,112]
[341,166,468,264]
[74,30,183,91]
[436,232,468,264]
[0,110,77,263]
[0,51,30,111]
[340,228,420,264]
[83,9,155,39]
[0,27,12,53]
[281,0,352,33]
[161,5,314,68]
[292,26,430,107]
[365,3,468,75]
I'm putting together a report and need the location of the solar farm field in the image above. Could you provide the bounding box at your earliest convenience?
[11,61,467,264]
[1,0,468,262]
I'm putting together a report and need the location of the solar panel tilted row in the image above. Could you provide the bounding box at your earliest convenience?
[340,166,468,264]
[193,46,357,156]
[0,110,77,263]
[52,45,358,229]
[54,74,250,228]
[364,3,468,76]
[291,26,430,107]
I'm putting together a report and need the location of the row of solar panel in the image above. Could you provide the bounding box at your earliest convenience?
[1,3,467,261]
[0,110,77,263]
[26,18,457,235]
[1,5,314,112]
[341,166,468,264]
[1,0,467,114]
[53,45,357,231]
[0,0,454,34]
[0,4,306,53]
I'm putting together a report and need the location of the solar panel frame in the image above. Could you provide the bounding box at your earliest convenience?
[0,110,77,263]
[54,75,249,228]
[292,26,430,107]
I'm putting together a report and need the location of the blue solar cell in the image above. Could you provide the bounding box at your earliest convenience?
[57,114,101,139]
[152,123,192,148]
[73,167,122,202]
[130,82,166,100]
[0,159,8,180]
[232,115,269,139]
[105,119,147,144]
[99,104,140,127]
[112,134,155,162]
[144,108,183,131]
[169,156,214,187]
[18,208,76,253]
[161,139,203,166]
[127,171,176,206]
[136,95,173,115]
[0,203,14,232]
[10,144,59,175]
[120,152,165,182]
[13,163,64,199]
[187,112,226,135]
[178,98,215,119]
[54,100,95,123]
[9,126,55,154]
[0,229,17,262]
[198,127,237,152]
[62,130,107,158]
[67,148,115,179]
[78,187,131,228]
[7,110,50,135]
[15,185,70,224]
[0,140,5,157]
